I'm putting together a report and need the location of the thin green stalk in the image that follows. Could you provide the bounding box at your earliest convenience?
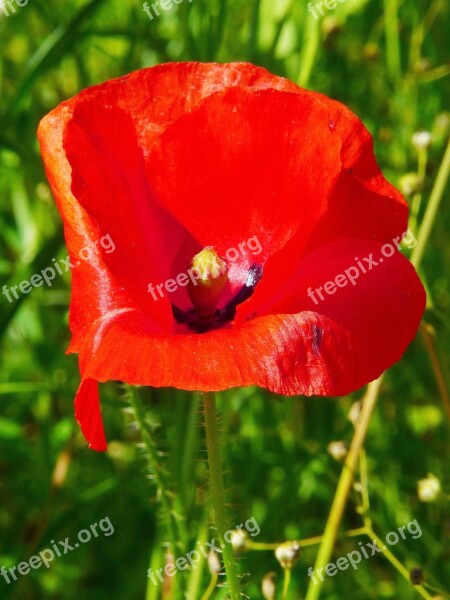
[358,453,432,598]
[383,0,402,79]
[214,0,228,58]
[248,528,368,551]
[187,521,209,600]
[410,147,428,234]
[282,569,292,600]
[420,323,450,419]
[146,535,164,600]
[202,392,241,600]
[305,376,384,600]
[247,0,260,62]
[298,13,320,88]
[179,394,201,507]
[368,530,434,600]
[200,572,219,600]
[359,449,371,521]
[305,134,450,600]
[412,137,450,269]
[408,0,443,71]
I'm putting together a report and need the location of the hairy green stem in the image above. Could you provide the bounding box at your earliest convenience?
[202,392,241,599]
[127,387,182,600]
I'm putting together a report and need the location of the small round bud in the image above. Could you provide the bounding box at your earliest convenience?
[412,131,432,151]
[207,551,221,575]
[409,567,425,585]
[363,43,380,61]
[378,127,393,143]
[418,474,441,502]
[229,529,250,554]
[399,173,423,196]
[434,112,450,136]
[348,401,361,427]
[327,441,348,462]
[413,58,431,73]
[321,16,342,37]
[275,541,301,570]
[262,572,277,600]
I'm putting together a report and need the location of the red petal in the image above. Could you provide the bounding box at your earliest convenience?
[37,63,302,334]
[233,105,408,320]
[63,101,183,326]
[146,87,342,264]
[38,108,137,352]
[74,379,107,452]
[76,239,424,401]
[258,238,426,389]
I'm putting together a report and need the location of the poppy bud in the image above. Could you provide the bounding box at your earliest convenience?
[229,529,250,553]
[275,541,301,570]
[262,572,277,600]
[187,247,228,319]
[409,567,425,585]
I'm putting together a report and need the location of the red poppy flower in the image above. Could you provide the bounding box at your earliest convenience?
[38,62,425,451]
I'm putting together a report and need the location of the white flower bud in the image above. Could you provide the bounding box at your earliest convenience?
[418,474,441,502]
[275,541,301,569]
[412,131,432,150]
[229,529,249,553]
[348,401,362,427]
[262,572,277,600]
[328,441,348,462]
[399,173,423,196]
[207,551,221,574]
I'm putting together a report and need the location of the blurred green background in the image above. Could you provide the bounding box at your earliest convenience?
[0,0,449,599]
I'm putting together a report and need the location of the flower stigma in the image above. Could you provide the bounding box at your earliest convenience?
[188,246,228,319]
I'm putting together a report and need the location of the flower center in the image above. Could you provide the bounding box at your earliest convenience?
[188,247,228,319]
[172,247,263,334]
